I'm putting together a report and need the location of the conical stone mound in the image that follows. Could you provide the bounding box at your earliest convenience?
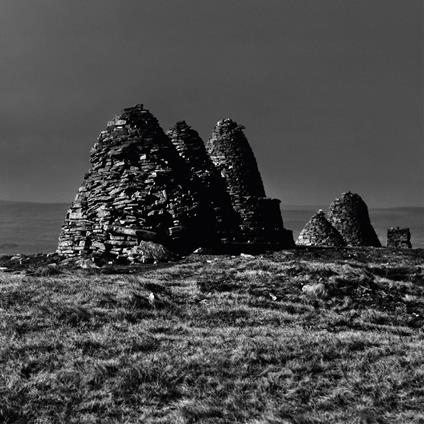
[205,118,293,247]
[167,121,238,245]
[327,191,381,247]
[58,105,206,260]
[297,210,346,247]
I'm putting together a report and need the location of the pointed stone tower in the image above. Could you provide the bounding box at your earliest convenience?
[327,192,381,247]
[167,121,238,245]
[58,105,206,260]
[297,210,346,247]
[205,119,293,247]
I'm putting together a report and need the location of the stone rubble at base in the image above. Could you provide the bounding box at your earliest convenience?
[57,105,294,263]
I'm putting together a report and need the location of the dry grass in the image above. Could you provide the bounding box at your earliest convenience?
[1,248,423,423]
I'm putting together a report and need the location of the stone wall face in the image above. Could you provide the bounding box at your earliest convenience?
[387,227,412,248]
[166,121,239,245]
[205,119,293,247]
[297,210,346,247]
[327,192,381,247]
[58,105,205,260]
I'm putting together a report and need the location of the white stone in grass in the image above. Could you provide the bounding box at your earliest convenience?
[302,282,327,299]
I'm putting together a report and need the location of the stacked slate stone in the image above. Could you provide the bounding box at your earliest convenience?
[387,227,412,248]
[327,192,381,247]
[58,105,208,261]
[167,121,239,245]
[297,210,346,247]
[205,119,294,247]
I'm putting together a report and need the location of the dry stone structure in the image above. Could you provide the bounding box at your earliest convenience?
[58,105,208,261]
[297,210,346,247]
[387,227,412,248]
[58,106,293,261]
[205,119,294,247]
[166,121,238,245]
[327,192,381,247]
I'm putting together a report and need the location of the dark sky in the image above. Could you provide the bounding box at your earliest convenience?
[0,0,422,207]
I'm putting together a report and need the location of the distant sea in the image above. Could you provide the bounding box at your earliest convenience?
[0,200,422,255]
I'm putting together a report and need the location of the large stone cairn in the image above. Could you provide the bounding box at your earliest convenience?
[58,105,207,261]
[205,119,293,246]
[167,121,238,245]
[387,227,412,248]
[297,210,346,247]
[327,192,381,247]
[58,107,294,261]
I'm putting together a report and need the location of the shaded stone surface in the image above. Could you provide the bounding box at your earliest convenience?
[205,119,294,247]
[297,210,346,247]
[167,121,238,245]
[327,192,381,247]
[387,227,412,249]
[58,105,206,261]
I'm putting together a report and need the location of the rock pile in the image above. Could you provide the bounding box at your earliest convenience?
[205,119,294,246]
[166,121,238,245]
[387,227,412,248]
[58,106,293,261]
[297,210,346,247]
[58,105,207,261]
[327,192,381,247]
[297,192,381,248]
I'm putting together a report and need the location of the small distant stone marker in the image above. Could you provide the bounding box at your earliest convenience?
[387,227,412,248]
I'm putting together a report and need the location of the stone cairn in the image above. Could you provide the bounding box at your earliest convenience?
[205,119,294,247]
[297,210,346,247]
[327,191,381,247]
[58,106,293,262]
[166,121,238,245]
[58,105,209,262]
[387,227,412,248]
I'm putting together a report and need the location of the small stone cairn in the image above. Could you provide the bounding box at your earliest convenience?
[297,192,381,248]
[387,227,412,248]
[297,210,346,247]
[327,192,381,247]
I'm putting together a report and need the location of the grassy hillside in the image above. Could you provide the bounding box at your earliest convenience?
[1,248,423,423]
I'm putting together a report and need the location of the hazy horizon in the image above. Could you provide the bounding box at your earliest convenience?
[0,201,422,254]
[0,1,422,207]
[0,198,423,210]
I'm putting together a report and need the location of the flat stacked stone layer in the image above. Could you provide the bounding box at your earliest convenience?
[205,119,293,247]
[387,227,412,249]
[327,192,381,247]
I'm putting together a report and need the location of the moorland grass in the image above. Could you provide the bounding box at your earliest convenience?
[1,248,423,423]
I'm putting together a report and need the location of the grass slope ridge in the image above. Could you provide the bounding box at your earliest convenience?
[1,248,424,423]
